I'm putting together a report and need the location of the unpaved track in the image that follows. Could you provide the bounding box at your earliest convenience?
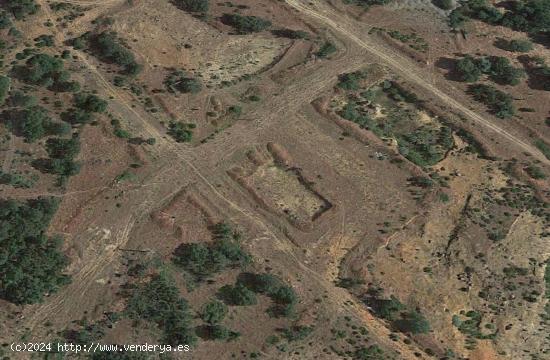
[285,0,550,165]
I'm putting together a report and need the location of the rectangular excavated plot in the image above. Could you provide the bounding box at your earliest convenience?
[249,164,331,225]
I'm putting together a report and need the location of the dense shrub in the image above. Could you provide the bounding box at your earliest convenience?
[272,28,309,39]
[316,41,337,58]
[167,121,195,142]
[496,38,533,53]
[12,53,80,92]
[221,13,272,34]
[337,70,368,91]
[0,10,12,29]
[0,75,10,106]
[3,0,40,20]
[164,71,202,94]
[455,55,524,85]
[126,272,197,346]
[5,105,52,142]
[0,197,70,304]
[200,300,227,325]
[173,0,209,13]
[433,0,453,11]
[236,272,298,317]
[88,32,141,75]
[173,223,251,279]
[468,84,515,118]
[218,283,257,306]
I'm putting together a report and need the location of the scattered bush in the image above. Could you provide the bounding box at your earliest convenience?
[0,197,69,304]
[221,13,272,34]
[281,326,313,342]
[354,345,385,360]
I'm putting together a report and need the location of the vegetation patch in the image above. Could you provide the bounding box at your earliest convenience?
[173,223,251,281]
[0,197,70,304]
[221,13,272,34]
[126,271,197,346]
[468,84,515,119]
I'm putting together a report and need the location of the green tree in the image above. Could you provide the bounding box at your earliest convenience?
[218,283,257,306]
[200,300,228,325]
[456,56,482,82]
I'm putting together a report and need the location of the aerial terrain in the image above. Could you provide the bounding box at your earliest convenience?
[0,0,549,359]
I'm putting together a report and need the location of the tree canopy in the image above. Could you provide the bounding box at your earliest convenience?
[0,198,70,304]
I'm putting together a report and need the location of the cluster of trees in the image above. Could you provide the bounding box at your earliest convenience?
[0,197,70,304]
[455,55,525,85]
[469,83,515,118]
[164,70,202,94]
[172,222,251,280]
[4,105,66,142]
[38,136,81,179]
[73,32,141,75]
[2,0,40,20]
[495,38,533,53]
[198,300,240,341]
[173,0,209,13]
[167,121,195,142]
[221,13,272,34]
[13,53,81,92]
[234,272,298,317]
[365,292,431,334]
[450,0,550,36]
[381,80,420,103]
[62,92,108,124]
[126,272,197,346]
[398,125,454,167]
